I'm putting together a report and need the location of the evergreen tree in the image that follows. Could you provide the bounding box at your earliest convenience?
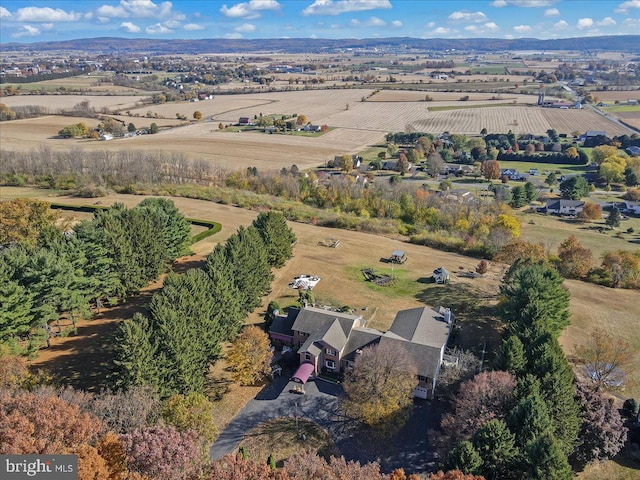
[528,336,580,455]
[224,226,273,312]
[472,419,517,480]
[524,182,537,203]
[137,198,192,261]
[0,263,34,346]
[507,391,553,449]
[499,260,570,338]
[445,441,482,475]
[252,211,296,268]
[509,186,527,208]
[112,313,161,392]
[205,247,245,340]
[527,433,573,480]
[494,335,526,376]
[606,207,621,229]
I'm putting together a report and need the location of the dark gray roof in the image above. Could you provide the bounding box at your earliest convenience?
[387,307,452,348]
[546,199,585,209]
[342,327,383,362]
[379,335,443,379]
[268,310,296,337]
[291,307,360,338]
[293,307,361,354]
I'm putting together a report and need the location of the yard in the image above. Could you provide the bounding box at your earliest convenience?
[2,186,638,477]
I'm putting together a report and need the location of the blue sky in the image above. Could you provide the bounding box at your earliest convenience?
[1,0,638,43]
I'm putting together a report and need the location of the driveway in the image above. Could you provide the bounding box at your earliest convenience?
[210,373,442,475]
[209,374,341,460]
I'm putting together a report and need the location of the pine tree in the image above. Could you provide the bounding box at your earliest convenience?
[112,313,161,392]
[494,335,526,376]
[205,246,245,340]
[499,260,570,338]
[137,198,192,261]
[0,265,34,345]
[528,336,580,455]
[507,391,553,449]
[445,441,482,475]
[527,433,573,480]
[252,211,296,267]
[224,226,273,312]
[472,419,517,480]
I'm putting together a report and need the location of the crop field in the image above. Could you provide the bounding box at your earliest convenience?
[1,89,634,171]
[1,94,149,111]
[368,89,539,104]
[588,90,640,102]
[614,111,640,129]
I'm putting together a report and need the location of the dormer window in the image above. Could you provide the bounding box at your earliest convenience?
[325,348,336,356]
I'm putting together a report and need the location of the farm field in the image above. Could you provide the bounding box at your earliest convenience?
[1,94,149,111]
[588,90,640,102]
[369,89,541,104]
[1,89,634,172]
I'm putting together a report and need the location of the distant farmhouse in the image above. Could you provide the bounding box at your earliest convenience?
[269,305,455,399]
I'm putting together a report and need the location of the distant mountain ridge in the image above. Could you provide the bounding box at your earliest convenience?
[3,35,640,55]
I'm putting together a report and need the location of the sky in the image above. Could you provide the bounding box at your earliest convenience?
[0,0,638,43]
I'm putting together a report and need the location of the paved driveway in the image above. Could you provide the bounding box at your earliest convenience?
[210,375,441,474]
[210,374,341,460]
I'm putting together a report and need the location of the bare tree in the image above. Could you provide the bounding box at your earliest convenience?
[576,328,635,390]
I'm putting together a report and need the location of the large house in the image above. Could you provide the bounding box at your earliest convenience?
[269,305,455,398]
[546,199,585,216]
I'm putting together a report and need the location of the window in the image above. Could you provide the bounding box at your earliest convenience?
[325,360,336,369]
[305,353,312,361]
[418,375,428,383]
[325,348,336,356]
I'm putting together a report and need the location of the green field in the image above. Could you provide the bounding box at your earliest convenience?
[602,104,640,113]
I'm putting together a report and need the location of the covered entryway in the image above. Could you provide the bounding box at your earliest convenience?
[289,362,315,394]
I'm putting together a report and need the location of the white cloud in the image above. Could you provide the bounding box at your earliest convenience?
[351,16,386,27]
[0,6,12,18]
[577,17,593,29]
[553,20,569,28]
[544,8,559,16]
[15,7,82,22]
[120,21,141,32]
[431,27,450,35]
[426,21,435,28]
[224,32,243,38]
[183,23,204,30]
[492,0,554,6]
[513,24,533,32]
[302,0,392,16]
[448,11,488,23]
[465,22,499,34]
[96,1,181,20]
[597,16,616,27]
[41,23,54,31]
[615,0,640,14]
[163,19,181,28]
[623,17,640,28]
[235,22,256,32]
[484,22,499,30]
[13,24,40,38]
[220,0,281,18]
[146,22,172,34]
[390,20,402,27]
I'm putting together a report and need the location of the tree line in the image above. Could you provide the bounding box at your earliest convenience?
[0,197,191,353]
[441,260,627,479]
[112,211,296,398]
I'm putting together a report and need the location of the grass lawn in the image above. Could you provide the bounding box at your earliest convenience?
[602,105,640,113]
[519,211,640,259]
[240,417,338,467]
[575,461,640,480]
[498,160,588,175]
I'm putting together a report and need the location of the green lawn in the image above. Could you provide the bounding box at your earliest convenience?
[498,160,588,175]
[602,105,640,113]
[345,265,424,299]
[519,211,640,259]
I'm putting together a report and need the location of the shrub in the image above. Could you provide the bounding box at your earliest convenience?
[476,260,488,274]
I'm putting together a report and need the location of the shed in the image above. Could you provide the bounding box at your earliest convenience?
[390,250,407,264]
